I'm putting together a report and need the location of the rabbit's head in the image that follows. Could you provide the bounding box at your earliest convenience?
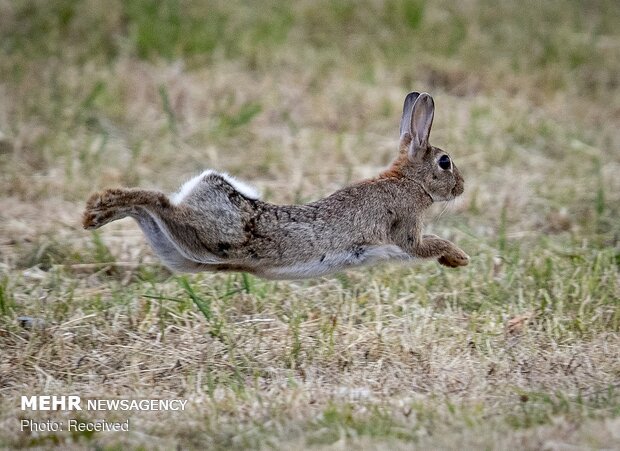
[395,92,464,202]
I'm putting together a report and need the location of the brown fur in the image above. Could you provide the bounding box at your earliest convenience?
[82,92,469,279]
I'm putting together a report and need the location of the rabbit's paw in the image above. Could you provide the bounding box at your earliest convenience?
[82,190,131,229]
[438,247,469,268]
[82,205,120,229]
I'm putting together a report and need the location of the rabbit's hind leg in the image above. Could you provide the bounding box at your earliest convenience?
[83,187,230,266]
[83,189,219,272]
[83,188,170,230]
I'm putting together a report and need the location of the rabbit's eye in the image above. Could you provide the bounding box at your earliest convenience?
[438,155,451,170]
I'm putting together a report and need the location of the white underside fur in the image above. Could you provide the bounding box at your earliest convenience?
[259,244,414,279]
[170,170,260,205]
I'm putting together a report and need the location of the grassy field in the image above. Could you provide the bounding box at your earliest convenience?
[1,0,619,449]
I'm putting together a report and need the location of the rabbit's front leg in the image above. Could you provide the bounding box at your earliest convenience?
[416,234,469,268]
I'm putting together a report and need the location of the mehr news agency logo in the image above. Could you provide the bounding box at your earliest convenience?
[20,395,188,432]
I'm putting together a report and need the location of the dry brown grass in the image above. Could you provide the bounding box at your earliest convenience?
[1,0,619,449]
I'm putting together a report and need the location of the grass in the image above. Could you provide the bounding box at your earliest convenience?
[0,0,619,449]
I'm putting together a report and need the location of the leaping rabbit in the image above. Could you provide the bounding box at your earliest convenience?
[83,92,469,279]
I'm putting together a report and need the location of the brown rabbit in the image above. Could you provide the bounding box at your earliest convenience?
[83,92,469,279]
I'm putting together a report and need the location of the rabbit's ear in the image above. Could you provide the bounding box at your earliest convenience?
[399,91,420,137]
[409,93,434,152]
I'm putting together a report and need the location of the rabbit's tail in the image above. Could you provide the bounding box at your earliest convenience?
[171,170,259,205]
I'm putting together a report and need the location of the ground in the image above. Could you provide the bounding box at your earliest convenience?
[0,0,619,449]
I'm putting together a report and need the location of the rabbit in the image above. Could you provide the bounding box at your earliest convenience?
[82,91,469,279]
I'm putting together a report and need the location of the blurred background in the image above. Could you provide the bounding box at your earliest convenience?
[0,1,619,448]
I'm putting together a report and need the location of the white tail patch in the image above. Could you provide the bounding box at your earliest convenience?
[218,172,260,200]
[171,170,260,205]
